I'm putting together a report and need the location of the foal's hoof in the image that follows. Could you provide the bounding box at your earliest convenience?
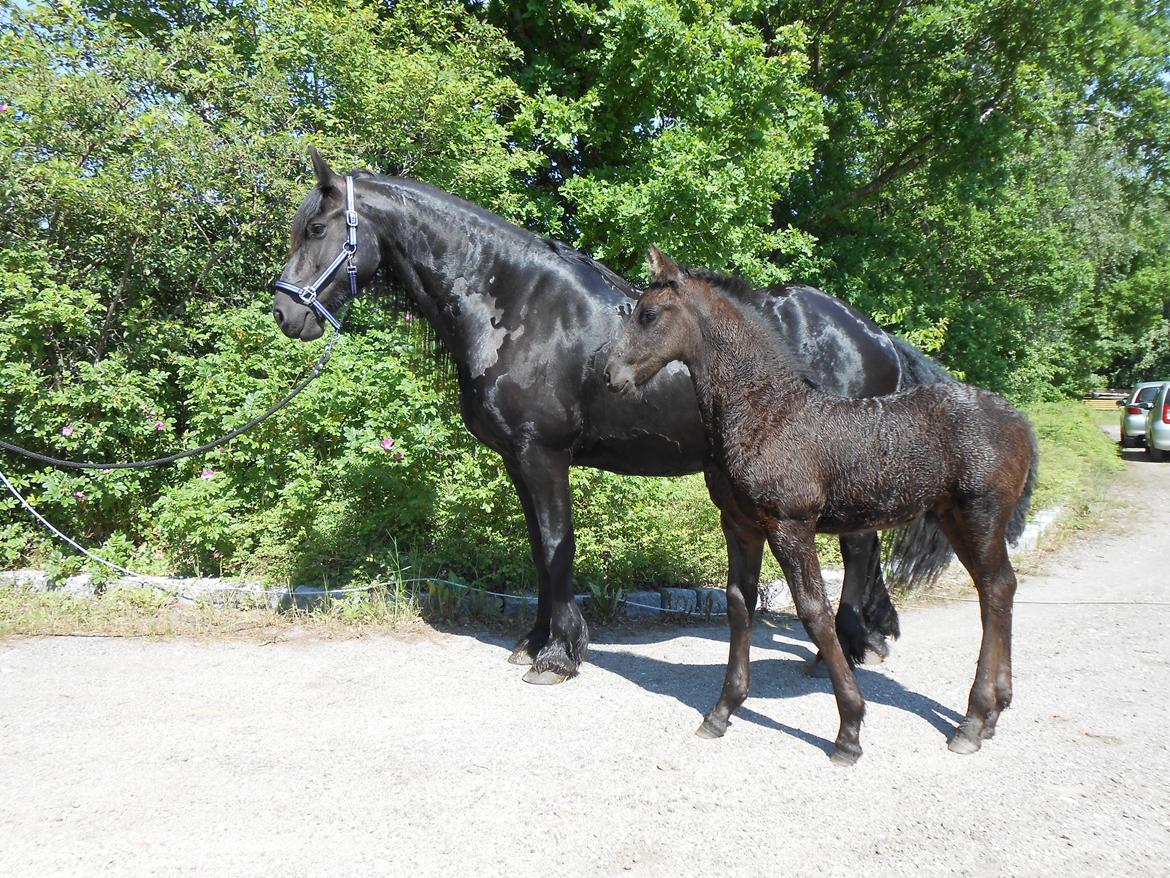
[803,655,831,678]
[522,668,570,685]
[695,717,727,739]
[507,647,534,666]
[830,745,862,767]
[947,733,982,755]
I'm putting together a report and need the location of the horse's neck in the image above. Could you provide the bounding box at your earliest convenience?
[688,295,810,435]
[368,179,528,355]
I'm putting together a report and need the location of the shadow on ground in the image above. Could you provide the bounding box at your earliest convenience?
[474,620,965,757]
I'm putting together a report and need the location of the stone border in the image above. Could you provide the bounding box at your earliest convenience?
[0,506,1064,620]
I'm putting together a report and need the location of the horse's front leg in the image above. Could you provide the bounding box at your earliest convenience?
[502,458,551,667]
[769,520,866,766]
[696,509,764,738]
[506,447,587,685]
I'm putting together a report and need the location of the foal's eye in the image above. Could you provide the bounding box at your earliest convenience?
[639,309,658,327]
[308,223,327,238]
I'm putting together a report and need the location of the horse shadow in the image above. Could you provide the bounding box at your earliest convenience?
[476,619,965,756]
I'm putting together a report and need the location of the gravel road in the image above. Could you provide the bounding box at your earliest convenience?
[2,434,1169,877]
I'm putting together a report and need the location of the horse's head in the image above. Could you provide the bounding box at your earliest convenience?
[605,245,701,394]
[273,147,381,341]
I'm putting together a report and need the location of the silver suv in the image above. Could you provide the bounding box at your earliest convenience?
[1118,382,1167,448]
[1144,382,1170,461]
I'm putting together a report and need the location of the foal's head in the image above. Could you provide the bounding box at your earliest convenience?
[605,246,704,394]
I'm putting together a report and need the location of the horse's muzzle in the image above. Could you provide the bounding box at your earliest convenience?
[272,301,325,341]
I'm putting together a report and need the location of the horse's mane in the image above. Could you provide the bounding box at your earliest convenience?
[679,263,819,389]
[543,238,640,298]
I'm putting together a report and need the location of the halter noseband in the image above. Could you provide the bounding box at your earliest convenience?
[274,174,359,331]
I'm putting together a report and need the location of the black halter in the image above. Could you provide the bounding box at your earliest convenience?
[274,175,359,331]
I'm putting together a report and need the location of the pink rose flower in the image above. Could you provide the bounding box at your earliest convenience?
[380,436,395,451]
[200,468,216,479]
[60,424,74,437]
[0,104,9,113]
[153,420,165,431]
[73,491,85,501]
[403,313,415,323]
[394,451,405,461]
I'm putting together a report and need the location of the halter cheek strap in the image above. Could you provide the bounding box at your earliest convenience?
[274,175,359,331]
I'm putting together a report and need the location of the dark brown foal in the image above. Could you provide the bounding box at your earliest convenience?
[605,246,1037,765]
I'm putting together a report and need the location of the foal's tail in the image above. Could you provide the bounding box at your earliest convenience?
[1006,423,1040,546]
[882,336,957,589]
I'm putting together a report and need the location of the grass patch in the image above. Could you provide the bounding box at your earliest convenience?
[1022,402,1124,516]
[0,583,422,639]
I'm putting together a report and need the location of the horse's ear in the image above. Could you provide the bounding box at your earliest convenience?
[646,245,683,285]
[309,145,340,193]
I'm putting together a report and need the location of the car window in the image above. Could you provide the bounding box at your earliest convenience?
[1135,385,1161,404]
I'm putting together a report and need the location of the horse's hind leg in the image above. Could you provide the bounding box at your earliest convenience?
[769,521,866,766]
[696,512,764,739]
[938,506,1017,753]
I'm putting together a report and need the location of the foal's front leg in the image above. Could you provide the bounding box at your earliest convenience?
[696,537,759,738]
[769,521,866,766]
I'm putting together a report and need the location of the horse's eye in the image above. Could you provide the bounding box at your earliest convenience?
[309,223,327,238]
[639,308,658,327]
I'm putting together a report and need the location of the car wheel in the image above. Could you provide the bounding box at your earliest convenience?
[1149,446,1165,462]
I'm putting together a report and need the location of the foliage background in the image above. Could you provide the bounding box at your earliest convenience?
[0,0,1165,589]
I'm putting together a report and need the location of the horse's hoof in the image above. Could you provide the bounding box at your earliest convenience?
[695,718,726,739]
[803,655,831,678]
[864,632,891,662]
[522,668,570,685]
[830,745,862,767]
[507,648,534,666]
[947,733,982,755]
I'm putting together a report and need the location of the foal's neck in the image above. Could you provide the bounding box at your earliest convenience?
[686,290,812,426]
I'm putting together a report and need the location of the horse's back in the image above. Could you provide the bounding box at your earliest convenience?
[758,284,903,397]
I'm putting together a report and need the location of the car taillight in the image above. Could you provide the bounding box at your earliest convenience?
[1127,405,1142,415]
[1163,402,1170,424]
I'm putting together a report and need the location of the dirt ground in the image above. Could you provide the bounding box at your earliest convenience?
[2,433,1168,877]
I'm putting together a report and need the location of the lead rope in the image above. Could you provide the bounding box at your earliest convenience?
[0,329,340,470]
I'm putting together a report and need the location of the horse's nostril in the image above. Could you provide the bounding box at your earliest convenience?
[273,305,286,325]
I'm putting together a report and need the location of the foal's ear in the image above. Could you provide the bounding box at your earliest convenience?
[309,145,341,194]
[646,245,684,285]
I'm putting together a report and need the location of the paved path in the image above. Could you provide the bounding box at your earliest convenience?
[2,437,1168,876]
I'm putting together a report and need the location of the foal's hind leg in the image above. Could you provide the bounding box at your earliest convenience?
[937,507,1017,753]
[769,521,866,766]
[696,513,764,739]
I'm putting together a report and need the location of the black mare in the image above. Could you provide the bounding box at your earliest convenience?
[606,247,1038,764]
[272,148,952,683]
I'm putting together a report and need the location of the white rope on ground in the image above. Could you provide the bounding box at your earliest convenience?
[7,464,1168,611]
[0,465,730,615]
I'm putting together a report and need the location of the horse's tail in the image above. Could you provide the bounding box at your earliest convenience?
[882,335,957,589]
[890,334,953,386]
[1006,422,1039,546]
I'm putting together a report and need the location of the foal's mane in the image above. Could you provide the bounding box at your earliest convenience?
[679,263,820,389]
